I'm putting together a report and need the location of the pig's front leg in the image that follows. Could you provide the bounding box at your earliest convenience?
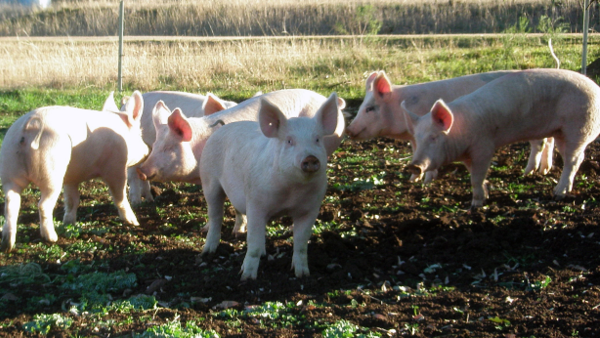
[240,206,267,280]
[539,137,554,175]
[291,209,319,278]
[1,185,23,252]
[128,166,154,207]
[524,139,545,175]
[104,173,139,226]
[465,153,493,209]
[62,183,80,225]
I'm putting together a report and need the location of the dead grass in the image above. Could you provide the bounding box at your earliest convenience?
[0,0,593,36]
[1,34,597,96]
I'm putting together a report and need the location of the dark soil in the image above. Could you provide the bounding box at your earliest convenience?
[1,107,600,337]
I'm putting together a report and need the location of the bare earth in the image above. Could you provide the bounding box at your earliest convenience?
[0,100,599,337]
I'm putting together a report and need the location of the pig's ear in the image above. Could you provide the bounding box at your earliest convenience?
[203,93,227,116]
[337,97,346,110]
[316,93,341,136]
[431,99,454,134]
[373,72,392,99]
[365,71,378,91]
[252,91,263,97]
[126,91,145,123]
[259,98,288,138]
[152,101,171,129]
[102,91,119,112]
[168,108,193,142]
[401,100,420,135]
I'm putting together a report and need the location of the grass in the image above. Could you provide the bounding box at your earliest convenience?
[0,0,593,37]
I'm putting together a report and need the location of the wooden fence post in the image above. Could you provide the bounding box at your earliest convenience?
[118,0,124,92]
[582,0,590,75]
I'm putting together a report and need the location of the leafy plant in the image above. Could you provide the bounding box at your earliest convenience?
[323,319,381,338]
[133,319,219,338]
[23,313,73,335]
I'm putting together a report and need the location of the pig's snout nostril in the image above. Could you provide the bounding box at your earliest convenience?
[301,155,320,173]
[136,167,148,181]
[406,164,422,175]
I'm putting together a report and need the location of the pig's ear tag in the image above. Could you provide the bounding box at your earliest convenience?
[431,100,454,134]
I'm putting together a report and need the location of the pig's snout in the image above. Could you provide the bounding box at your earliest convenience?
[301,155,320,173]
[406,164,423,176]
[136,167,149,181]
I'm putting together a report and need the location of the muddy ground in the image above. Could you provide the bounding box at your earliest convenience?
[0,106,599,337]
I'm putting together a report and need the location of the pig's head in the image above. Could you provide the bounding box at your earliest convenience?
[402,99,454,177]
[259,92,339,182]
[346,71,397,140]
[137,101,218,184]
[110,90,150,167]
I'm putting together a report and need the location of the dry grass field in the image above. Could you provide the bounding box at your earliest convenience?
[0,0,595,36]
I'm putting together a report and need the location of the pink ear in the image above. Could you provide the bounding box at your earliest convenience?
[167,108,193,142]
[431,100,454,133]
[127,91,144,122]
[365,72,378,91]
[374,72,392,97]
[203,93,227,116]
[259,98,287,138]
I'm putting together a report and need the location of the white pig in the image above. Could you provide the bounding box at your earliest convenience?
[126,91,237,206]
[136,88,346,186]
[347,70,554,182]
[137,89,345,235]
[200,93,340,280]
[403,68,600,208]
[0,91,149,252]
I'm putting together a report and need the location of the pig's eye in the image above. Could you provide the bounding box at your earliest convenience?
[286,136,295,146]
[365,106,375,113]
[315,137,320,143]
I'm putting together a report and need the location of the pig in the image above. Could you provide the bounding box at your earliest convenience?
[137,88,345,183]
[403,68,600,208]
[126,91,237,206]
[200,93,340,280]
[137,89,345,235]
[0,91,150,252]
[346,70,555,183]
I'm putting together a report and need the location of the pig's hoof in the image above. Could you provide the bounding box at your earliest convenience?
[0,241,13,253]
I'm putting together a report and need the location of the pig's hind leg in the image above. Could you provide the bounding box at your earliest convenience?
[232,210,247,236]
[1,183,24,252]
[552,138,586,199]
[201,183,227,255]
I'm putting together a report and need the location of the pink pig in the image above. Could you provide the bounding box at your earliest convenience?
[0,92,149,251]
[346,70,554,182]
[125,91,237,206]
[137,89,345,235]
[200,93,340,280]
[403,69,600,208]
[137,89,346,185]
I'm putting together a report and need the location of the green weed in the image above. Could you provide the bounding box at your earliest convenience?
[23,313,73,335]
[323,319,381,338]
[133,319,219,338]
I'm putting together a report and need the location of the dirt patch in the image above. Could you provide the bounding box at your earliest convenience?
[0,109,599,337]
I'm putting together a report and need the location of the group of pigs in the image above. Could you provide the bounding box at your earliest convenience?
[2,68,599,280]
